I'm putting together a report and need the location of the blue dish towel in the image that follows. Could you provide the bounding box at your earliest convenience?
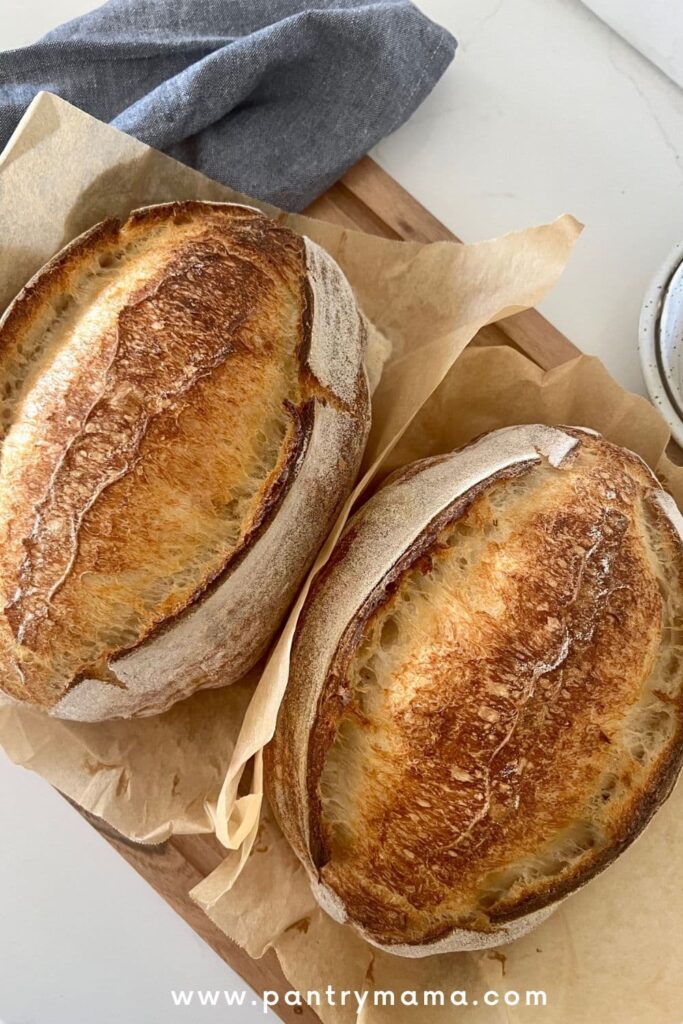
[0,0,456,210]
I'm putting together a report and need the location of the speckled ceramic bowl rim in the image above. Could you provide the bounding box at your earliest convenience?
[639,240,683,448]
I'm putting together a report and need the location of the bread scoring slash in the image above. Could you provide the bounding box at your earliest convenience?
[0,202,370,720]
[267,425,683,955]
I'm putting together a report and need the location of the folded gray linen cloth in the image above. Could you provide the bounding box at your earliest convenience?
[0,0,456,210]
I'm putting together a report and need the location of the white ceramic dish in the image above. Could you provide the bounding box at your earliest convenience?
[639,240,683,448]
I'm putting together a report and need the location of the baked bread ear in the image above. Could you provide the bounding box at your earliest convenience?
[266,425,683,955]
[0,201,369,720]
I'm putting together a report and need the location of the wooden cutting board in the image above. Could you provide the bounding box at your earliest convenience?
[72,156,584,1024]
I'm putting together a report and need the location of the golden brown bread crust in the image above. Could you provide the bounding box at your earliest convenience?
[266,426,683,954]
[0,201,369,718]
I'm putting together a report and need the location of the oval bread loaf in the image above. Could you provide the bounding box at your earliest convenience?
[266,425,683,955]
[0,201,369,721]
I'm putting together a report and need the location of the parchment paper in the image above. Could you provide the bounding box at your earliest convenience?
[2,87,679,1024]
[0,92,581,843]
[194,345,683,1024]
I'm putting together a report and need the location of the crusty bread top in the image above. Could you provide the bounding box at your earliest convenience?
[0,202,365,709]
[267,426,683,951]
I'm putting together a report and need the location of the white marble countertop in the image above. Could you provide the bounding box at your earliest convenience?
[2,1,682,1021]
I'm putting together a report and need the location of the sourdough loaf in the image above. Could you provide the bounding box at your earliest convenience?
[267,425,683,954]
[0,201,369,720]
